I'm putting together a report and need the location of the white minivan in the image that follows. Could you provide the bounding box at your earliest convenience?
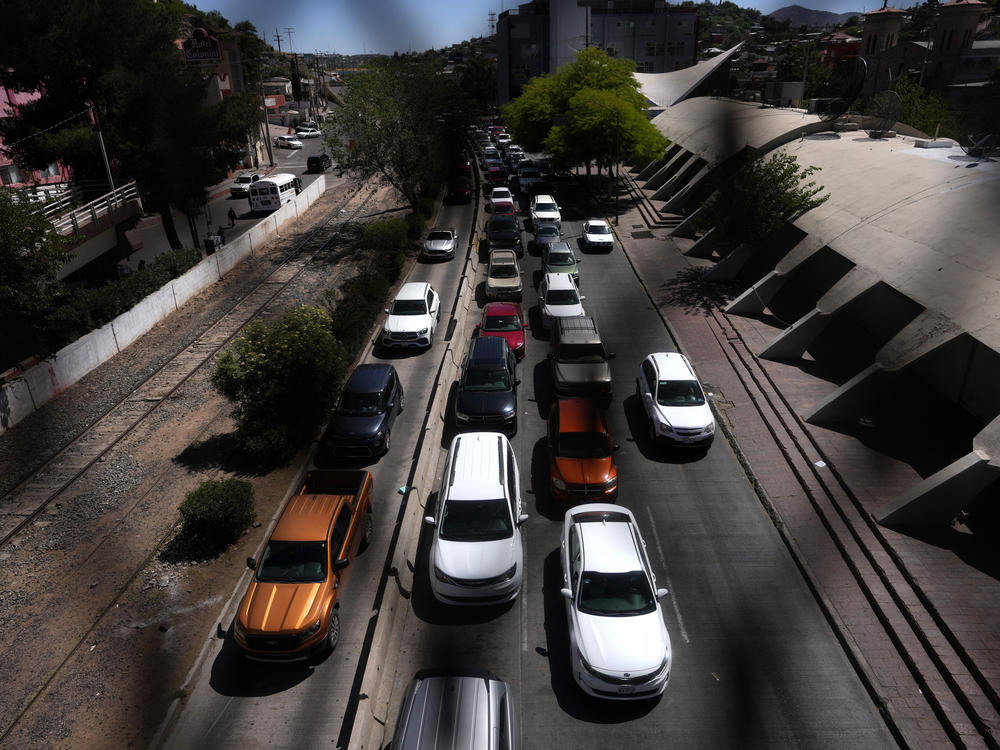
[424,432,527,605]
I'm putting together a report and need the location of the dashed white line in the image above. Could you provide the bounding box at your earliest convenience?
[645,506,689,644]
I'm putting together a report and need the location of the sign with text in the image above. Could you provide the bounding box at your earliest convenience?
[183,28,222,63]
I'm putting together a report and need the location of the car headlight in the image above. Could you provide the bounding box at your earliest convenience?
[434,564,454,584]
[658,419,671,432]
[300,617,322,641]
[579,654,607,678]
[382,327,390,337]
[456,409,470,422]
[604,476,618,491]
[233,617,247,639]
[417,327,429,335]
[499,564,517,582]
[552,476,566,490]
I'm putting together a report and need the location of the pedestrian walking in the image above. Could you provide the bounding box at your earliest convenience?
[228,207,237,227]
[217,226,226,246]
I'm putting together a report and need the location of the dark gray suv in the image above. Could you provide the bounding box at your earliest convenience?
[321,364,403,458]
[548,316,615,399]
[455,335,519,435]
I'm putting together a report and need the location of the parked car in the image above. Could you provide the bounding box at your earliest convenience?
[636,352,715,448]
[229,172,260,197]
[487,214,523,256]
[547,398,618,505]
[294,127,322,139]
[486,249,523,301]
[490,187,514,204]
[446,175,472,203]
[422,227,458,260]
[455,336,519,434]
[307,153,333,172]
[235,470,374,660]
[391,673,518,750]
[381,281,441,349]
[492,200,517,218]
[477,301,527,361]
[487,165,509,189]
[424,432,528,604]
[275,134,304,149]
[559,504,672,699]
[541,241,581,286]
[532,222,561,254]
[538,272,585,330]
[549,316,614,398]
[518,166,541,194]
[530,193,562,228]
[480,146,501,167]
[320,364,403,458]
[582,219,615,251]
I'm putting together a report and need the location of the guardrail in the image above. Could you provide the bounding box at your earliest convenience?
[47,180,141,236]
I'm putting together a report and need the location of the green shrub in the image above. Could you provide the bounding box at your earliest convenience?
[179,478,254,544]
[416,196,434,218]
[327,266,392,360]
[360,219,409,254]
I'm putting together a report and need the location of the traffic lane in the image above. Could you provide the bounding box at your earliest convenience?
[159,200,477,750]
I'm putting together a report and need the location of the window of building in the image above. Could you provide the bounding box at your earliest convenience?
[667,41,685,56]
[606,45,617,57]
[646,41,664,56]
[636,61,653,73]
[0,164,21,186]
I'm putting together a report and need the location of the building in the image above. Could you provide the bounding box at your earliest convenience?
[0,87,73,195]
[496,0,698,103]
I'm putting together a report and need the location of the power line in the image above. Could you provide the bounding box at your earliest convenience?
[1,105,94,151]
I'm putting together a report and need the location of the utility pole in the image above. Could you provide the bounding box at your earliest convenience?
[284,28,296,54]
[273,28,283,53]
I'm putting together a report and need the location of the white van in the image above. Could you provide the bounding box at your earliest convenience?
[424,432,527,605]
[248,173,301,212]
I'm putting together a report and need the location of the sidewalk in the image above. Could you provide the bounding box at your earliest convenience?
[616,205,1000,749]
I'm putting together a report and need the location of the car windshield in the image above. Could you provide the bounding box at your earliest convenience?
[557,431,610,458]
[483,314,521,332]
[428,231,452,241]
[588,224,611,235]
[490,263,518,279]
[236,175,254,184]
[535,202,557,212]
[578,571,656,616]
[257,540,327,583]
[390,299,428,315]
[557,343,606,363]
[535,226,559,238]
[439,499,513,541]
[547,252,575,268]
[545,289,580,306]
[463,367,510,391]
[656,379,706,407]
[338,390,384,415]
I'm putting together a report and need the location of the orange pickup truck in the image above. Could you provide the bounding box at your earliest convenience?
[234,470,374,661]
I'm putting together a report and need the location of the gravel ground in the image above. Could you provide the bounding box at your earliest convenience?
[0,179,412,749]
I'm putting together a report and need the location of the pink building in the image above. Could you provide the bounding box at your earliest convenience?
[0,86,73,190]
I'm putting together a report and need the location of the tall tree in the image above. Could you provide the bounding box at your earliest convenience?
[0,0,258,249]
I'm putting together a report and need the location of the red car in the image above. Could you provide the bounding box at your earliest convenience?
[476,301,527,360]
[492,200,517,218]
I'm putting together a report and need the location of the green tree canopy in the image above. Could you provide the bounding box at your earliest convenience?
[892,75,961,140]
[211,306,346,462]
[326,57,469,211]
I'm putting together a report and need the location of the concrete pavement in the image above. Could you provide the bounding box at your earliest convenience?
[615,201,1000,748]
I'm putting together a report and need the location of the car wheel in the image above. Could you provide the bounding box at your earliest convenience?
[361,511,374,550]
[325,610,341,653]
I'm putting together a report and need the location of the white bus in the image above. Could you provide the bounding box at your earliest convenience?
[248,173,302,212]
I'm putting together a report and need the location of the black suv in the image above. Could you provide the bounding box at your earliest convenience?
[321,364,403,458]
[455,336,519,435]
[307,153,333,172]
[487,214,523,257]
[548,316,615,399]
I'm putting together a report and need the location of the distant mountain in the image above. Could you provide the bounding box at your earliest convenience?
[768,5,862,26]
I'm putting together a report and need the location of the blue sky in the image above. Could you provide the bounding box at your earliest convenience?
[189,0,919,56]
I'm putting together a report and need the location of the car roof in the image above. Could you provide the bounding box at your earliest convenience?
[585,219,609,228]
[649,351,696,381]
[490,249,517,263]
[555,397,606,434]
[396,281,429,300]
[543,272,576,289]
[446,432,507,501]
[548,241,572,254]
[469,334,510,363]
[395,675,507,750]
[576,515,643,573]
[345,363,394,393]
[532,195,556,204]
[271,493,343,542]
[484,301,522,317]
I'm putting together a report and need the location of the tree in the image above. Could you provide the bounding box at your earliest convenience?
[893,75,960,140]
[460,55,498,112]
[700,150,829,245]
[0,0,259,250]
[326,57,468,212]
[0,191,75,355]
[211,306,346,461]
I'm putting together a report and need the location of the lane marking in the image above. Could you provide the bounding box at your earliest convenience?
[646,506,689,644]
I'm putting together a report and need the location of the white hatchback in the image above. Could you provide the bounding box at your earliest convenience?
[425,432,528,606]
[636,352,715,448]
[560,504,671,700]
[538,272,585,330]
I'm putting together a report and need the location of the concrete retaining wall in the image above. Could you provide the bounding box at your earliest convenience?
[0,175,327,436]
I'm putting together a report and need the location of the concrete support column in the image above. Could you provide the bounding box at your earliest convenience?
[685,226,720,258]
[637,156,668,182]
[877,450,999,526]
[704,242,754,281]
[726,270,786,315]
[760,309,831,359]
[672,205,705,238]
[806,363,895,424]
[644,147,688,191]
[661,166,709,214]
[651,154,701,201]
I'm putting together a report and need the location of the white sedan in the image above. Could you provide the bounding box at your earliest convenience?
[560,504,672,700]
[295,127,322,139]
[274,135,303,149]
[582,219,615,251]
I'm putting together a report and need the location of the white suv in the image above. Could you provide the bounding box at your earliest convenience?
[538,272,585,330]
[636,352,715,448]
[560,504,671,700]
[425,432,528,605]
[381,281,440,349]
[530,194,562,228]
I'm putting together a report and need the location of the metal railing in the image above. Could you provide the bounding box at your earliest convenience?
[46,180,141,236]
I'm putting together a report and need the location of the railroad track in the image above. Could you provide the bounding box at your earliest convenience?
[0,182,379,551]
[706,305,1000,750]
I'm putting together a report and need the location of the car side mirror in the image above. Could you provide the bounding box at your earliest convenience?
[518,513,529,525]
[613,443,621,451]
[560,588,573,600]
[246,556,256,570]
[383,308,389,314]
[424,516,436,526]
[523,323,528,329]
[656,587,669,599]
[475,323,482,329]
[332,558,350,573]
